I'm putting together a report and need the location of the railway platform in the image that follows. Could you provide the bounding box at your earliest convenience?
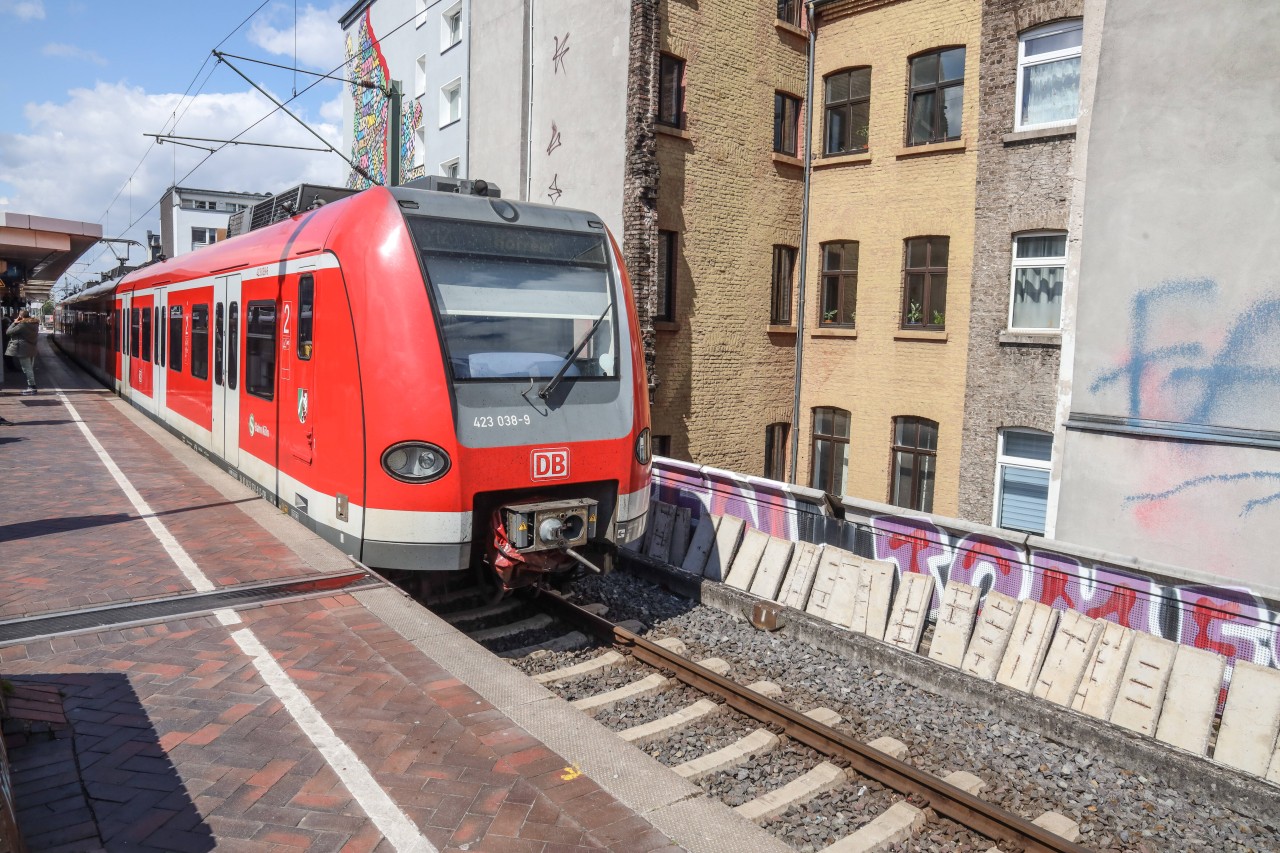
[0,337,766,853]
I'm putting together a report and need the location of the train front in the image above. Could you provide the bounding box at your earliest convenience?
[383,184,650,591]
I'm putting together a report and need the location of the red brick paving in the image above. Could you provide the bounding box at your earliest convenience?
[0,339,314,619]
[2,340,681,852]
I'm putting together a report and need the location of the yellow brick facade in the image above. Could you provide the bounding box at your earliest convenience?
[797,0,980,515]
[651,0,808,472]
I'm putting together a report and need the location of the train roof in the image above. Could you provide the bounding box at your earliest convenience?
[63,184,611,304]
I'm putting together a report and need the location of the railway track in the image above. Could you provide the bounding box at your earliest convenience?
[431,583,1091,853]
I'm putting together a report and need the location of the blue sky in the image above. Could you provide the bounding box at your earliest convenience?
[0,0,350,290]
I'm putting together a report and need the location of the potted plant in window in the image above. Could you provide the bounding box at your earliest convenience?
[906,301,923,325]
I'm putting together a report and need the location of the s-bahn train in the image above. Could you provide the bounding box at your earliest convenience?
[56,181,652,592]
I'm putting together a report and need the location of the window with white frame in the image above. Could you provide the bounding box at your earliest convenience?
[441,79,461,126]
[415,126,427,168]
[415,54,427,98]
[1009,232,1066,330]
[442,3,462,52]
[995,428,1053,534]
[441,158,460,179]
[190,227,218,247]
[1015,19,1083,130]
[414,0,427,27]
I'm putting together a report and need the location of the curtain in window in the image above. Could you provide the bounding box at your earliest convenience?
[1012,265,1063,329]
[998,465,1050,534]
[1021,57,1080,126]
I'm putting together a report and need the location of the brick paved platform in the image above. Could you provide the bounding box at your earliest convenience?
[0,338,700,852]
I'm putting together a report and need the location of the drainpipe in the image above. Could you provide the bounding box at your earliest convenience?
[523,0,536,201]
[788,2,817,485]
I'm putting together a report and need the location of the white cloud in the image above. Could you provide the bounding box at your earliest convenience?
[249,2,345,71]
[0,0,45,21]
[320,91,344,124]
[0,81,345,279]
[42,42,108,66]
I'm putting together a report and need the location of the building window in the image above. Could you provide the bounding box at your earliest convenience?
[191,227,218,248]
[890,416,937,512]
[442,3,463,51]
[414,0,427,26]
[774,92,801,156]
[902,236,948,329]
[441,79,462,127]
[658,54,685,128]
[1016,20,1082,130]
[652,435,672,457]
[441,158,460,179]
[168,305,183,372]
[415,54,427,98]
[656,230,677,321]
[764,422,790,480]
[820,241,858,327]
[824,68,870,155]
[1010,232,1066,330]
[907,47,965,145]
[192,200,213,210]
[191,304,209,380]
[245,301,277,401]
[810,406,850,495]
[771,245,796,324]
[776,0,802,27]
[415,126,427,168]
[996,428,1053,534]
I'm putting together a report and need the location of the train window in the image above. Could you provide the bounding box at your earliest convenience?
[114,309,121,353]
[157,307,165,367]
[141,307,152,363]
[245,301,277,401]
[214,303,224,386]
[297,275,314,360]
[191,304,210,380]
[130,309,140,358]
[168,306,183,372]
[409,218,618,383]
[228,302,239,390]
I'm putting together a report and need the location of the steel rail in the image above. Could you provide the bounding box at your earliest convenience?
[537,589,1089,853]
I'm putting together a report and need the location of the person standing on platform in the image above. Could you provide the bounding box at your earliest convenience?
[6,309,40,395]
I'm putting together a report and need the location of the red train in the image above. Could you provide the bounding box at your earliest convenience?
[56,182,652,592]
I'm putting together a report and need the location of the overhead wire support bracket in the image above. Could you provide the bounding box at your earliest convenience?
[145,133,331,153]
[212,50,380,186]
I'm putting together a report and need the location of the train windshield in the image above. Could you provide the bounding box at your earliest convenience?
[411,217,618,383]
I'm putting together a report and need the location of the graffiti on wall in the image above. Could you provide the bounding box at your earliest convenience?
[651,461,1280,709]
[544,33,568,203]
[344,9,424,188]
[1089,279,1280,518]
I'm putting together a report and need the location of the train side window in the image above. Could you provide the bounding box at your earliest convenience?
[130,308,140,358]
[114,309,121,353]
[141,307,152,363]
[228,302,239,390]
[157,307,165,367]
[191,304,210,380]
[168,306,183,372]
[214,303,225,386]
[297,274,314,360]
[245,301,277,400]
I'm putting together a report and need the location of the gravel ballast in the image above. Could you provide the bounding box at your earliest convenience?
[563,571,1280,852]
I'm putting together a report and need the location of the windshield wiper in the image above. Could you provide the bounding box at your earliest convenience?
[539,303,613,399]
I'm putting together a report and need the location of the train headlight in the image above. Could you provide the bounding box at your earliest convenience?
[382,442,450,483]
[635,428,652,465]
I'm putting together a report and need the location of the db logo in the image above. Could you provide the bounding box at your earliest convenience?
[531,447,570,481]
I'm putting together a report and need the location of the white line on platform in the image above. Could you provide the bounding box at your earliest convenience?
[218,609,436,853]
[55,388,435,853]
[56,389,214,592]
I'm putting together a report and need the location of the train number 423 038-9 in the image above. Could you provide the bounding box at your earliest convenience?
[474,414,532,428]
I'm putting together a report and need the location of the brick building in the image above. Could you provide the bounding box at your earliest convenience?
[649,0,807,472]
[957,0,1088,535]
[797,0,981,517]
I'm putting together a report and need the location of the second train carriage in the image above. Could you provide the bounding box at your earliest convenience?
[56,182,652,591]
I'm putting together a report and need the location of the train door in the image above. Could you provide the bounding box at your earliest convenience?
[153,289,167,411]
[131,292,155,409]
[210,274,242,467]
[280,271,316,468]
[119,292,132,399]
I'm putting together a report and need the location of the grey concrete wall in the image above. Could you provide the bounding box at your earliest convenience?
[1056,0,1280,581]
[468,0,529,197]
[958,0,1082,527]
